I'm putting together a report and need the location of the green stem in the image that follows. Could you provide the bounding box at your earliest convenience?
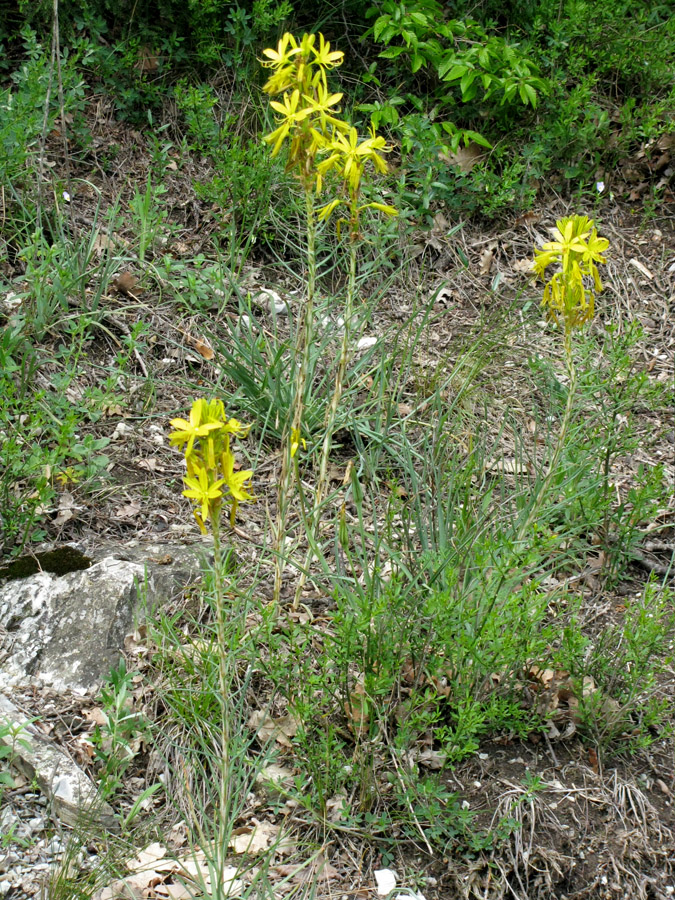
[210,514,231,835]
[293,206,358,609]
[516,332,577,546]
[273,187,317,605]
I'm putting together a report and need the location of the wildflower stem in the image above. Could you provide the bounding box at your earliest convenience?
[516,336,577,545]
[293,204,359,609]
[273,186,317,605]
[209,516,231,824]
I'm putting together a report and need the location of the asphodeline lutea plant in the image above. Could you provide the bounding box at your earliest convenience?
[517,214,610,544]
[168,398,254,826]
[260,32,397,606]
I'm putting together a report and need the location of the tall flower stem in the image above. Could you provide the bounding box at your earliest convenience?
[293,202,358,609]
[209,516,231,828]
[273,186,317,604]
[516,333,577,546]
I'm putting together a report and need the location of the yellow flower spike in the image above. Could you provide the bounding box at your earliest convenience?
[533,214,608,334]
[290,427,306,458]
[317,125,391,195]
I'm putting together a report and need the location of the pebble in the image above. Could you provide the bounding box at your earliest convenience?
[356,336,378,351]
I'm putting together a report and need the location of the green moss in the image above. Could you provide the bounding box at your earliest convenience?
[0,546,93,581]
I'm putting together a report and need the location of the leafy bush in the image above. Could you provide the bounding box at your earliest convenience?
[174,80,284,259]
[356,0,674,219]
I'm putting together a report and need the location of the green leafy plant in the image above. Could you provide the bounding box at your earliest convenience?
[129,176,168,264]
[174,81,282,267]
[92,660,152,801]
[556,580,674,750]
[542,322,668,585]
[0,720,31,795]
[369,0,546,116]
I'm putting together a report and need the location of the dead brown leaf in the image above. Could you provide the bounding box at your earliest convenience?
[514,211,541,228]
[439,142,487,173]
[115,502,141,520]
[53,491,77,527]
[479,245,495,275]
[512,258,535,275]
[344,682,370,736]
[247,710,299,747]
[136,45,159,73]
[92,231,116,254]
[187,336,215,360]
[114,272,140,296]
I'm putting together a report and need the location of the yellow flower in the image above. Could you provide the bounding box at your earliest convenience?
[223,451,254,526]
[317,126,390,193]
[264,89,313,157]
[302,82,343,127]
[223,452,254,503]
[290,427,306,458]
[533,215,609,332]
[182,464,227,522]
[261,32,300,69]
[311,33,343,70]
[169,399,221,457]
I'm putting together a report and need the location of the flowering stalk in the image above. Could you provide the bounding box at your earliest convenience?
[169,399,253,823]
[517,215,609,544]
[260,33,396,605]
[293,188,383,607]
[272,188,318,604]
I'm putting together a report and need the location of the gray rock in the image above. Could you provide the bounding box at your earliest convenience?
[0,540,205,693]
[0,692,117,831]
[0,540,208,834]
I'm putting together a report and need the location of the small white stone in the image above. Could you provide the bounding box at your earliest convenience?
[3,291,22,311]
[375,869,397,896]
[259,288,288,316]
[111,421,133,441]
[356,336,378,351]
